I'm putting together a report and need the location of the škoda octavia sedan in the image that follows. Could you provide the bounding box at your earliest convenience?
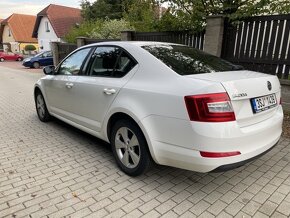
[34,42,283,176]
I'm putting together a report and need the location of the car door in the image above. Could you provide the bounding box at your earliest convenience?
[65,46,138,132]
[41,51,53,66]
[42,47,93,121]
[7,52,15,60]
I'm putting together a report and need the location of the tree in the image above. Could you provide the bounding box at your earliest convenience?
[24,44,36,54]
[160,0,290,31]
[81,0,124,20]
[64,21,101,43]
[124,0,160,31]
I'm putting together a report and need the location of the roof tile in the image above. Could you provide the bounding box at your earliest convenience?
[2,14,37,43]
[35,4,82,38]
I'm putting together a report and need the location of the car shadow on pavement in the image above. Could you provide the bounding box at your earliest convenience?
[41,114,255,180]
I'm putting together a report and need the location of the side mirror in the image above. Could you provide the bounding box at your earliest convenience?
[43,65,55,75]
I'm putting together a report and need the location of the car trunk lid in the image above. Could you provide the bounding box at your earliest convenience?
[186,71,281,127]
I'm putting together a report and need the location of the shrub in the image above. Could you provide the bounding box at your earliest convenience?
[24,44,36,51]
[89,19,134,39]
[65,19,134,43]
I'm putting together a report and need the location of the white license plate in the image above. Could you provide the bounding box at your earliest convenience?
[251,94,277,113]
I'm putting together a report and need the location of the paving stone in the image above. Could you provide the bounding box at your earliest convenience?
[252,191,271,204]
[225,200,245,216]
[276,201,290,216]
[253,211,269,218]
[155,199,177,215]
[190,200,210,216]
[242,200,262,216]
[172,200,193,215]
[216,211,233,218]
[207,200,228,216]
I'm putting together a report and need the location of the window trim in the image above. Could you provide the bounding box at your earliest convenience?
[55,47,94,76]
[85,45,138,78]
[45,21,50,32]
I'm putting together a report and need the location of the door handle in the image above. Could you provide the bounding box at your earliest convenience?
[103,88,116,95]
[65,82,74,89]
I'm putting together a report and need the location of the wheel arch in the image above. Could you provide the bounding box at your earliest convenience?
[34,85,42,99]
[105,111,158,163]
[34,85,49,111]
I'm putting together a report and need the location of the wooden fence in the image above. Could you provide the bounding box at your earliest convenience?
[132,31,205,50]
[222,14,290,79]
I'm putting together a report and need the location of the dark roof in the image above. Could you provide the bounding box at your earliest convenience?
[0,14,37,43]
[32,4,82,38]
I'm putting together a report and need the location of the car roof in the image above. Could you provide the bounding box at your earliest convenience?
[82,41,183,49]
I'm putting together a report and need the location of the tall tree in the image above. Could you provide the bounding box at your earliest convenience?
[160,0,290,31]
[124,0,160,31]
[81,0,124,20]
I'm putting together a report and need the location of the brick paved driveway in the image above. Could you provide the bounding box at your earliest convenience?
[0,65,290,218]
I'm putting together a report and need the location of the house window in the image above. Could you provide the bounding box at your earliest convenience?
[45,21,50,32]
[8,28,11,37]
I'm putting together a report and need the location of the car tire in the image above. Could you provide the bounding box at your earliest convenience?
[33,62,40,69]
[111,119,152,176]
[17,57,22,61]
[0,58,4,62]
[35,91,51,122]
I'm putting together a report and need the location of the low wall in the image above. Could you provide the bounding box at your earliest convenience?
[281,80,290,113]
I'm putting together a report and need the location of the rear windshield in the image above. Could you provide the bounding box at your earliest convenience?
[142,44,243,75]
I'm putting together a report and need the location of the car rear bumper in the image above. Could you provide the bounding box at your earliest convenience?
[149,133,281,172]
[141,105,283,172]
[212,140,279,172]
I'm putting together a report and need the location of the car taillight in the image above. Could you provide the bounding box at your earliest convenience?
[184,93,236,122]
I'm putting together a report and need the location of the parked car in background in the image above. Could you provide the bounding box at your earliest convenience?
[34,42,283,176]
[0,52,23,62]
[23,51,53,68]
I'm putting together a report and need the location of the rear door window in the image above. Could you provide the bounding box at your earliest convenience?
[88,46,137,78]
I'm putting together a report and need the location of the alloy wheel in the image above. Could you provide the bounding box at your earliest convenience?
[36,94,45,119]
[115,127,141,168]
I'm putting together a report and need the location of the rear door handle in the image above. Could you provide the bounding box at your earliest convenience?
[65,82,74,89]
[103,88,116,95]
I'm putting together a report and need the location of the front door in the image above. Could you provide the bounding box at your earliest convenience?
[43,47,92,120]
[62,46,138,132]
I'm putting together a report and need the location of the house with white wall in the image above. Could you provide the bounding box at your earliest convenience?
[32,4,82,52]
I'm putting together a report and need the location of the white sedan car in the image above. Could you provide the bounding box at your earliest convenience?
[34,41,283,176]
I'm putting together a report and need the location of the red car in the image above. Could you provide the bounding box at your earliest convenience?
[0,52,23,62]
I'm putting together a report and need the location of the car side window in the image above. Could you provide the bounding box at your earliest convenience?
[47,52,52,57]
[43,52,52,58]
[58,48,91,76]
[89,46,136,78]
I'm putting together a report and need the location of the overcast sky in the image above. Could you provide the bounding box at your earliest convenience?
[0,0,90,19]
